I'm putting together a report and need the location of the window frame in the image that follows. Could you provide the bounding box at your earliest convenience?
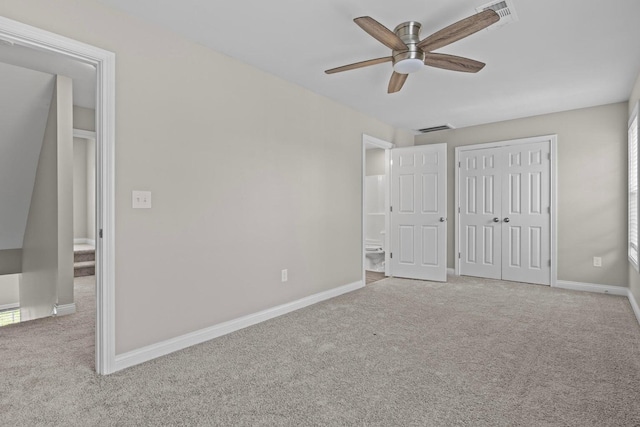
[629,101,639,271]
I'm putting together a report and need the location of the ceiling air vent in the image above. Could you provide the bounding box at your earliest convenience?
[417,124,454,134]
[476,0,519,29]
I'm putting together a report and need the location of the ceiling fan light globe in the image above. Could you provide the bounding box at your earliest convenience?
[393,58,423,74]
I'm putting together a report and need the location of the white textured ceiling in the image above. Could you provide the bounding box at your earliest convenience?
[0,62,54,250]
[97,0,640,131]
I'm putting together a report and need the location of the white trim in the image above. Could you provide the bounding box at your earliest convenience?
[0,303,19,311]
[629,102,639,272]
[362,134,394,284]
[0,16,117,375]
[55,303,76,316]
[73,129,97,140]
[550,137,558,285]
[114,280,364,372]
[74,238,96,246]
[363,134,394,150]
[454,135,558,285]
[554,280,628,296]
[628,290,640,325]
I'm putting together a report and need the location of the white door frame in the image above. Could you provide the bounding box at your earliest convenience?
[0,16,117,374]
[362,134,394,284]
[454,135,558,285]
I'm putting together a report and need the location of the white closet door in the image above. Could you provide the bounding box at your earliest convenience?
[501,142,551,285]
[390,144,447,282]
[459,147,502,280]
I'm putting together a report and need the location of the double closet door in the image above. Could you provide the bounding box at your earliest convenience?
[458,140,551,285]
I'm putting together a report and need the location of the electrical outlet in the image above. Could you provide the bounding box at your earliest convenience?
[593,257,602,267]
[281,269,288,282]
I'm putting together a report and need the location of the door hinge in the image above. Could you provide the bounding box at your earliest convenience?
[458,161,461,168]
[458,252,461,259]
[458,207,461,213]
[547,206,551,214]
[99,229,103,238]
[390,253,393,259]
[547,153,551,160]
[548,259,551,267]
[390,206,393,212]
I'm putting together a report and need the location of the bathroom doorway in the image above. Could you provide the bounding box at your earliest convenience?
[362,135,393,285]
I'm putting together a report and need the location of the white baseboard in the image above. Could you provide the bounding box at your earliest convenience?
[55,303,76,316]
[627,289,640,326]
[0,302,19,311]
[114,280,365,373]
[74,238,96,246]
[554,280,628,296]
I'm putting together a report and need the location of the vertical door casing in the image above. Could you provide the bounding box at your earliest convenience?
[390,144,447,282]
[501,142,551,285]
[458,148,502,279]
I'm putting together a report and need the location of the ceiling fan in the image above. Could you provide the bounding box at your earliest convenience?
[325,9,500,93]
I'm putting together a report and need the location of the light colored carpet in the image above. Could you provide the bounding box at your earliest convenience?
[1,274,640,426]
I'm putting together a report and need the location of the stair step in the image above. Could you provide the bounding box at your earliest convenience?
[74,261,95,268]
[74,260,95,277]
[74,249,95,263]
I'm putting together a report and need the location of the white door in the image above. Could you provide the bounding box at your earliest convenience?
[390,144,447,281]
[501,142,551,284]
[458,141,551,285]
[459,147,502,279]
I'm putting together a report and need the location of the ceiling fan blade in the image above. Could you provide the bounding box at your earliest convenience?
[388,72,408,93]
[417,10,500,52]
[325,57,392,74]
[424,53,486,73]
[354,17,408,51]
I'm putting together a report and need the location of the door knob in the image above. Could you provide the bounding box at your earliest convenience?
[504,218,510,223]
[493,217,500,223]
[440,217,446,222]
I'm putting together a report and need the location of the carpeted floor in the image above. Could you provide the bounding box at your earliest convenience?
[1,275,640,426]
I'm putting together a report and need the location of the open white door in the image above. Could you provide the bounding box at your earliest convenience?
[390,144,447,281]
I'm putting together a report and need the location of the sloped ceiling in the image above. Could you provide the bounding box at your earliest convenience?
[0,62,54,250]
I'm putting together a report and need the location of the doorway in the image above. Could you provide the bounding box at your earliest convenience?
[454,135,558,285]
[362,136,449,284]
[362,135,393,285]
[0,16,115,374]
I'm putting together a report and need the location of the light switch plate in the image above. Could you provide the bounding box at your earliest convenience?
[132,191,152,209]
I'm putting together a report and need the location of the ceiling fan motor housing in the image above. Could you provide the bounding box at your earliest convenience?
[392,21,425,70]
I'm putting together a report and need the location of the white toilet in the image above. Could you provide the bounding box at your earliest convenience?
[365,239,385,272]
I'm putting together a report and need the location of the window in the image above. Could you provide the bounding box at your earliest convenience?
[629,102,639,270]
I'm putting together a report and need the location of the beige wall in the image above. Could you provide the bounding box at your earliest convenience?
[21,75,74,320]
[86,137,96,241]
[73,106,97,242]
[365,148,385,176]
[73,106,95,132]
[0,249,22,275]
[72,136,96,241]
[0,0,412,354]
[629,72,640,308]
[0,274,20,308]
[73,137,88,239]
[415,103,628,287]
